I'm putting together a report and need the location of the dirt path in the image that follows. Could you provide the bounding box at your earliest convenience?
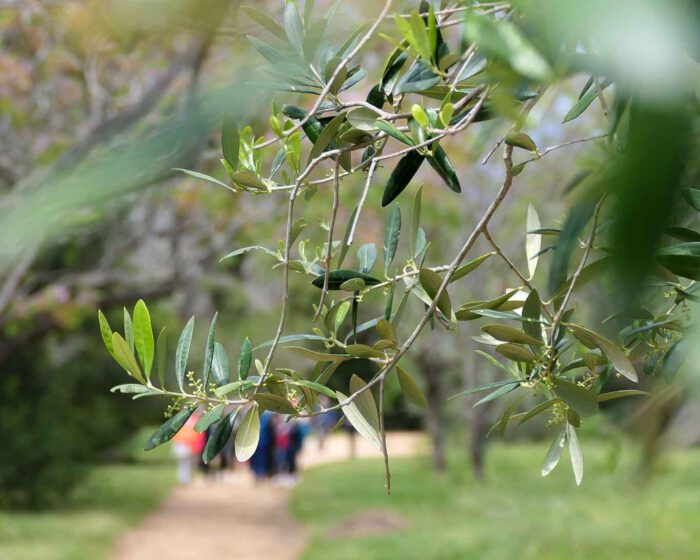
[110,431,422,560]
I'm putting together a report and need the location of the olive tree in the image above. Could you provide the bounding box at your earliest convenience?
[99,0,700,490]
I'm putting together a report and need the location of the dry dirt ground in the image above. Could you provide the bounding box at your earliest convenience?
[110,431,422,560]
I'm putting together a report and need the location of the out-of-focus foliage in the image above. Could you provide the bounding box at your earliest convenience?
[0,0,266,506]
[0,323,159,507]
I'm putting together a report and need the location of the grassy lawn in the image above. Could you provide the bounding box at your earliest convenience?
[292,441,700,560]
[0,428,176,560]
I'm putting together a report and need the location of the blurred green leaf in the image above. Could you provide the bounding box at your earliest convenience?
[308,112,345,162]
[238,337,252,380]
[383,206,401,275]
[283,1,305,54]
[221,116,240,168]
[464,11,552,81]
[482,324,543,346]
[123,308,135,354]
[474,381,520,406]
[426,145,461,193]
[284,346,350,362]
[376,120,414,146]
[505,132,537,152]
[450,252,495,283]
[311,269,381,290]
[397,365,427,408]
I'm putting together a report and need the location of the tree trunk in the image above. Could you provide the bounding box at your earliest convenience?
[418,333,448,472]
[424,365,447,472]
[464,358,488,481]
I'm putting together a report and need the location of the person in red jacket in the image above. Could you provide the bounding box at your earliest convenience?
[172,412,206,484]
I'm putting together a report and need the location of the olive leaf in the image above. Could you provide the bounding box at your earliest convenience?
[525,205,541,279]
[144,407,196,451]
[133,300,154,380]
[566,324,638,382]
[419,268,452,318]
[383,206,401,274]
[396,365,427,408]
[382,152,425,207]
[175,317,195,392]
[235,405,261,462]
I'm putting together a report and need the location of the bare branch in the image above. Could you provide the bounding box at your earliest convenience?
[313,159,341,322]
[259,149,342,386]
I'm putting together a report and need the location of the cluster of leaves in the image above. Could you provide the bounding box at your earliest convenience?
[99,0,699,485]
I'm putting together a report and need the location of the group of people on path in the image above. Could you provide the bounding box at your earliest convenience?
[249,410,305,486]
[171,406,330,486]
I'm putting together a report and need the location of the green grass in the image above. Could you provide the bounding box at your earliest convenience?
[0,428,177,560]
[292,441,700,560]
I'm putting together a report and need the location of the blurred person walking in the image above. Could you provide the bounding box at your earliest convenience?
[249,410,276,481]
[274,416,306,486]
[172,412,206,484]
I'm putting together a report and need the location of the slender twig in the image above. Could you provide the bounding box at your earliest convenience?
[318,100,396,120]
[347,134,388,246]
[518,134,608,167]
[313,160,341,322]
[548,197,605,347]
[379,378,391,495]
[447,44,477,95]
[385,4,508,20]
[151,387,246,407]
[482,227,554,320]
[259,149,342,387]
[348,159,379,247]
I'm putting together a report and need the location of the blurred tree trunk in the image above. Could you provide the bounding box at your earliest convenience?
[463,359,488,481]
[418,331,448,472]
